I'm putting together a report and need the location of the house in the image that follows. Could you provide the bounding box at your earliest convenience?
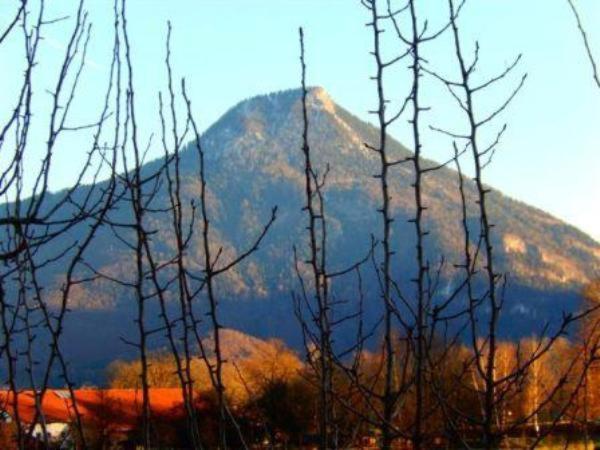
[0,388,193,447]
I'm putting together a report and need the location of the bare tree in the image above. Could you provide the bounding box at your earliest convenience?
[183,88,277,450]
[566,2,600,443]
[81,3,278,448]
[420,1,599,448]
[0,1,122,448]
[567,0,599,89]
[294,27,376,449]
[357,2,463,448]
[295,27,335,450]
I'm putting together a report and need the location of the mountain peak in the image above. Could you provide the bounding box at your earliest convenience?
[37,88,600,381]
[307,86,336,114]
[201,86,358,164]
[221,86,338,121]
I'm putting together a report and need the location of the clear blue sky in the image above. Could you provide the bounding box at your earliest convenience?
[1,0,599,240]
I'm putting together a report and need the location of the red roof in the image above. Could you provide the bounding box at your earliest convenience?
[0,388,190,431]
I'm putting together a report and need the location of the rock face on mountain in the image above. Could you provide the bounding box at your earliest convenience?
[46,87,599,382]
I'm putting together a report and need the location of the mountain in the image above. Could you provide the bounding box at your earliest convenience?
[27,87,600,383]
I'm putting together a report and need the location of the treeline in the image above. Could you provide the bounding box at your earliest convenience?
[102,290,600,449]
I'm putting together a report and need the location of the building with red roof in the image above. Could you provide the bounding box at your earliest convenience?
[0,388,194,447]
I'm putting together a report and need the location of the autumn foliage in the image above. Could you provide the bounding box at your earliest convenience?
[89,299,600,449]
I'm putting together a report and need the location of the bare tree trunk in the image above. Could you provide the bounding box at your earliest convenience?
[366,3,396,447]
[298,28,334,450]
[184,85,276,450]
[406,2,426,447]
